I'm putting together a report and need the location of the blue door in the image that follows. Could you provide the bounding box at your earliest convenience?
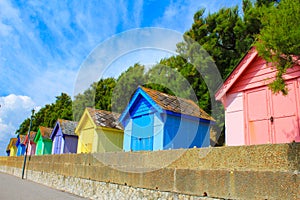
[131,114,153,151]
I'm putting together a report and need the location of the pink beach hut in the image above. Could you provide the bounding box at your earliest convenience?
[215,47,300,146]
[24,131,37,155]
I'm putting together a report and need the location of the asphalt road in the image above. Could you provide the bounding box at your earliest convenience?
[0,172,87,200]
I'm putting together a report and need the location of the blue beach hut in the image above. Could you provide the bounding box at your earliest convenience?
[16,134,26,156]
[119,86,214,152]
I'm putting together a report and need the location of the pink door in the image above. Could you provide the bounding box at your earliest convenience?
[246,88,271,144]
[245,81,300,145]
[271,82,299,143]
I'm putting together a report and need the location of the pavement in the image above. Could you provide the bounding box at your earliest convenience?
[0,172,87,200]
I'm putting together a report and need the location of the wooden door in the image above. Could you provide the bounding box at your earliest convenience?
[53,136,62,154]
[271,82,299,143]
[131,114,153,151]
[245,81,300,145]
[246,88,271,144]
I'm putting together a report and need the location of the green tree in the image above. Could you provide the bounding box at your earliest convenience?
[111,63,146,113]
[16,93,73,134]
[255,0,300,94]
[72,85,95,121]
[145,61,194,100]
[72,78,116,121]
[95,78,116,111]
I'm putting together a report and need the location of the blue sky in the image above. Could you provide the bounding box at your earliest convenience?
[0,0,241,156]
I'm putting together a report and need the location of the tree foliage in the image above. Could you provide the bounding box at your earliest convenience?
[111,63,146,113]
[72,78,116,121]
[15,0,298,146]
[254,0,300,94]
[16,93,73,134]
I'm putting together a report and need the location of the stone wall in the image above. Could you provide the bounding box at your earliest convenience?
[0,143,299,200]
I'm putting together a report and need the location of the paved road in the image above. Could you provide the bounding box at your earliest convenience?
[0,172,87,200]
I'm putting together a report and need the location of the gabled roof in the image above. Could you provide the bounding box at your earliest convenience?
[23,131,36,144]
[34,126,53,142]
[6,138,17,151]
[16,134,26,146]
[120,86,214,123]
[86,107,123,130]
[40,126,53,139]
[141,87,213,120]
[215,47,258,101]
[51,119,78,139]
[59,119,78,135]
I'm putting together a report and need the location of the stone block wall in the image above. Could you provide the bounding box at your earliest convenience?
[0,143,299,199]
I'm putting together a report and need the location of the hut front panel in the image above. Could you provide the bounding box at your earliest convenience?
[245,81,300,144]
[131,114,154,151]
[153,113,164,150]
[96,129,123,153]
[225,92,245,146]
[64,136,78,153]
[123,119,132,152]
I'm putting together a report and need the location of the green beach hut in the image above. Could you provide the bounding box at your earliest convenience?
[34,126,53,155]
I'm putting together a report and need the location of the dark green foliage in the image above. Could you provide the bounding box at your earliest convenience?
[255,0,300,94]
[72,78,116,121]
[16,93,73,134]
[111,63,146,113]
[181,4,259,79]
[95,78,116,111]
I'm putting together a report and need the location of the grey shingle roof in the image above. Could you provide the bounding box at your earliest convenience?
[140,86,214,121]
[86,107,123,130]
[58,119,78,136]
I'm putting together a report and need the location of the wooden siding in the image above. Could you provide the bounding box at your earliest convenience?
[244,81,300,144]
[52,127,64,154]
[123,119,132,152]
[9,146,17,157]
[36,138,52,155]
[229,56,300,94]
[64,135,78,153]
[35,137,44,155]
[130,95,154,117]
[17,144,25,156]
[77,129,94,153]
[163,114,210,149]
[53,135,64,154]
[225,92,245,146]
[96,129,123,152]
[153,113,164,150]
[131,114,154,151]
[27,142,36,155]
[43,140,53,154]
[76,110,96,153]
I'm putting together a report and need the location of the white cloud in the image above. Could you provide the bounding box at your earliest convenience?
[154,0,242,32]
[153,0,199,32]
[0,94,37,155]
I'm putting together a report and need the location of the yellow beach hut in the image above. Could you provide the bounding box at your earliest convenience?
[75,107,123,153]
[7,138,18,156]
